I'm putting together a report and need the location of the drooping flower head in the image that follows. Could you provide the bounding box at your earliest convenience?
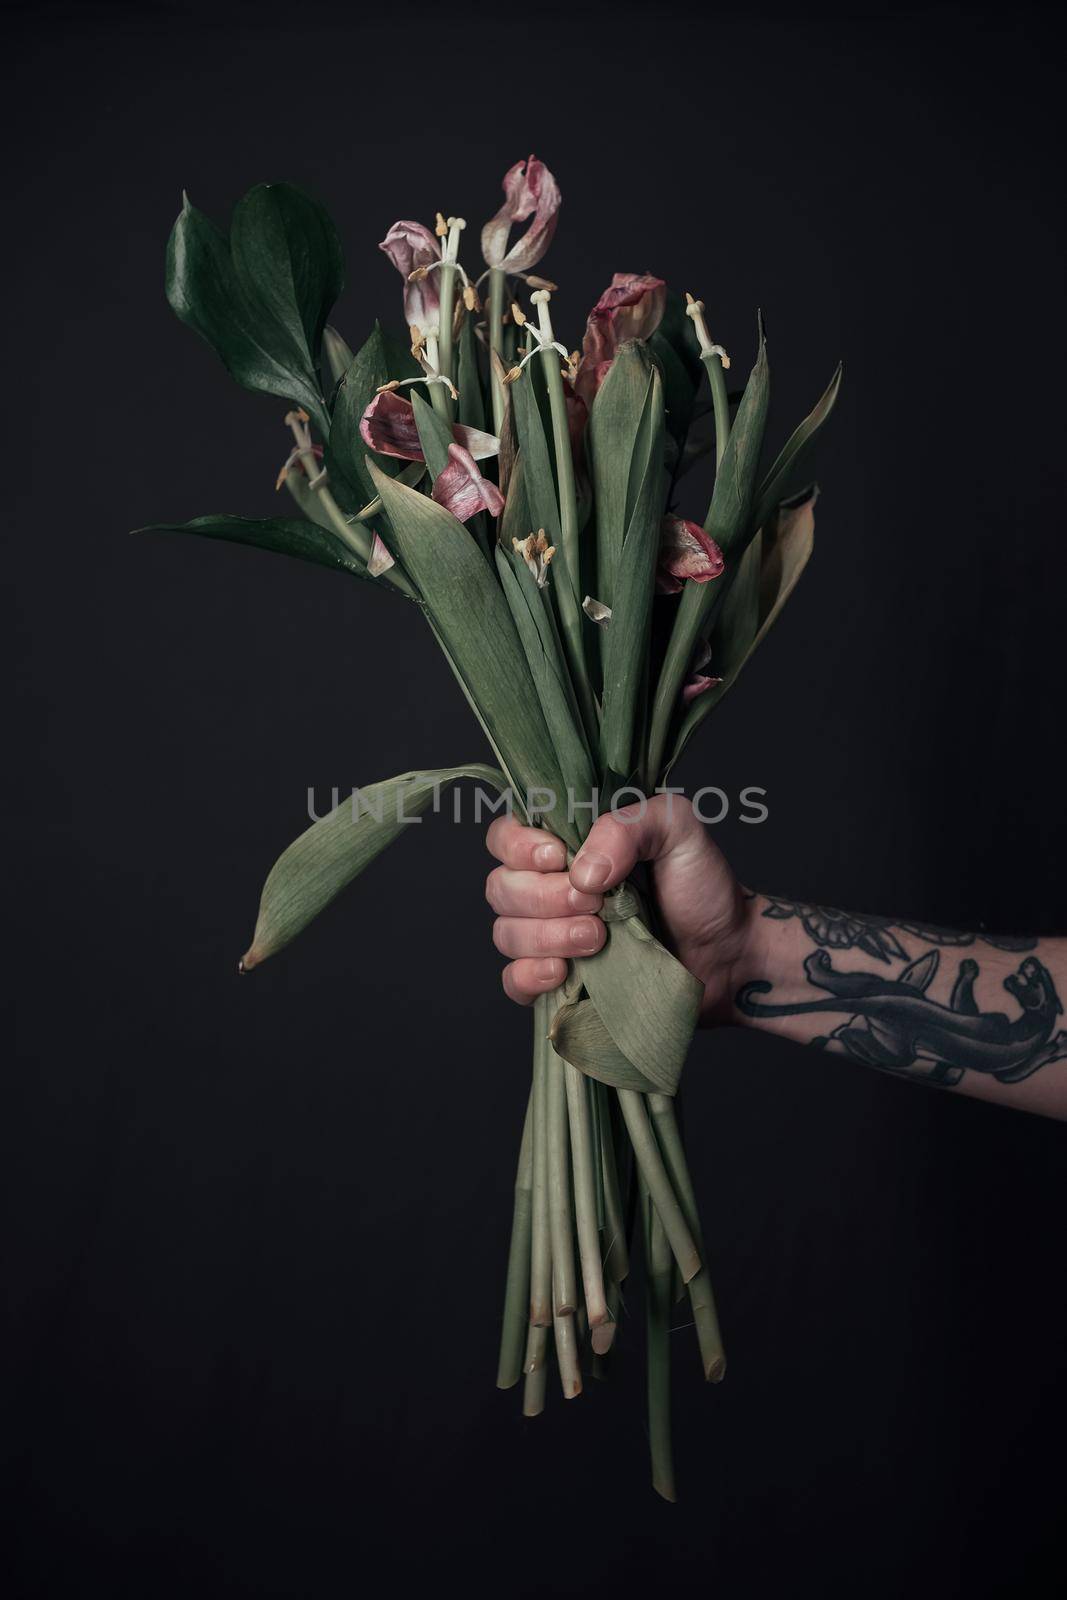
[481,155,561,275]
[656,516,725,594]
[379,220,441,333]
[575,273,667,405]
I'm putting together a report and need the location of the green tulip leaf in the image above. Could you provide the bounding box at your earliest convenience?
[549,997,660,1094]
[134,513,388,584]
[242,764,508,968]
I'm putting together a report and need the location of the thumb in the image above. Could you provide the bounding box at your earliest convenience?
[569,796,695,893]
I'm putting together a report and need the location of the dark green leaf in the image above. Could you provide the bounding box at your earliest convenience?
[457,314,487,433]
[134,513,387,583]
[327,322,397,507]
[230,183,343,375]
[411,390,455,481]
[165,191,334,435]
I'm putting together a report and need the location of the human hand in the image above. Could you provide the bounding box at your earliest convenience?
[485,795,751,1024]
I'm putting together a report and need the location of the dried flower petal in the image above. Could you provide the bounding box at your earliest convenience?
[431,444,505,523]
[366,532,396,578]
[360,391,499,462]
[682,673,722,704]
[481,155,561,274]
[582,595,612,624]
[656,516,725,594]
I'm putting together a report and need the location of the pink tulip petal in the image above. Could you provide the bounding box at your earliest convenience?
[658,516,725,588]
[481,154,561,274]
[360,392,500,463]
[379,220,441,331]
[366,532,395,578]
[431,443,505,523]
[682,674,723,705]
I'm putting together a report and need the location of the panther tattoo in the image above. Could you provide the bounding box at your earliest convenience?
[737,950,1067,1087]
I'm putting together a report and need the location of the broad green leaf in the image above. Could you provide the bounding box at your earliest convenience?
[134,513,389,584]
[230,183,343,379]
[588,341,659,614]
[549,998,660,1094]
[411,390,455,481]
[575,906,703,1096]
[367,463,578,848]
[165,192,332,435]
[509,367,562,547]
[665,491,817,774]
[751,362,841,534]
[499,449,531,552]
[654,289,703,387]
[242,764,507,967]
[599,359,666,777]
[495,548,595,801]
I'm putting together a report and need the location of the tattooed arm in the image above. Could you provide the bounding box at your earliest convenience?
[485,797,1067,1121]
[727,894,1067,1120]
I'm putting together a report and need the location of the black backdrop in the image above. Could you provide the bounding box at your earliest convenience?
[7,2,1066,1595]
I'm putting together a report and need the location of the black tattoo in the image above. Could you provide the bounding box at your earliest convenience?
[760,898,1036,962]
[738,948,1067,1087]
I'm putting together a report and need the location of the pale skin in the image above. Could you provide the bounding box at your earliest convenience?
[486,797,1067,1121]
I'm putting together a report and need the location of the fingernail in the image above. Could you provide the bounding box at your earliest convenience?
[568,887,602,913]
[536,959,560,983]
[571,852,611,891]
[534,841,565,870]
[569,918,602,952]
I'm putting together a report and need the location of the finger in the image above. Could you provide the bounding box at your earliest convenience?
[502,957,567,1005]
[493,914,606,961]
[569,797,684,893]
[486,815,567,872]
[485,866,602,919]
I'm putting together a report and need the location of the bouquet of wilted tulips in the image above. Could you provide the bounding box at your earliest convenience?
[143,155,840,1498]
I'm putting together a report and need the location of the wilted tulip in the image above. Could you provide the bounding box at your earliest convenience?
[360,391,499,462]
[575,273,667,404]
[431,444,505,523]
[656,515,725,594]
[481,155,561,275]
[379,220,442,333]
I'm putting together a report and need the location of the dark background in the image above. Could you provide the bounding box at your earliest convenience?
[6,0,1065,1594]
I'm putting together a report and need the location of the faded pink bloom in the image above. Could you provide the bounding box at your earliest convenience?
[379,221,441,332]
[431,443,505,523]
[656,516,725,594]
[575,273,667,405]
[481,155,561,274]
[682,673,722,704]
[360,391,499,462]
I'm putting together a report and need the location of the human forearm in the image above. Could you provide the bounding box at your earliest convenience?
[724,893,1067,1120]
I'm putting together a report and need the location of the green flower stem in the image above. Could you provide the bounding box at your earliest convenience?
[424,333,451,422]
[564,1061,609,1329]
[617,1090,701,1283]
[702,348,731,472]
[598,1083,630,1285]
[649,1094,726,1383]
[642,1177,677,1503]
[437,279,457,425]
[547,1051,578,1316]
[553,1307,583,1399]
[530,996,553,1327]
[488,267,507,435]
[522,1322,549,1417]
[496,1095,534,1390]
